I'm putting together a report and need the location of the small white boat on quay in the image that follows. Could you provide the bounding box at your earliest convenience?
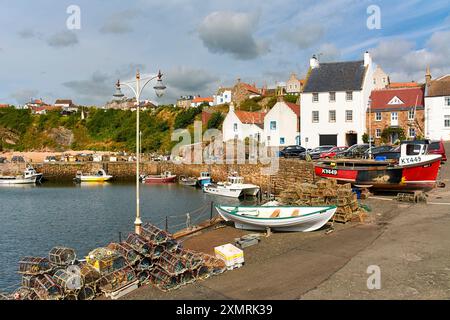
[74,169,113,182]
[215,205,337,232]
[0,166,40,185]
[203,175,260,198]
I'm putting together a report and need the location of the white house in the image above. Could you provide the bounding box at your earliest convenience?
[55,99,78,113]
[424,72,450,141]
[191,96,214,108]
[222,103,265,142]
[213,88,232,105]
[300,52,375,148]
[264,99,300,147]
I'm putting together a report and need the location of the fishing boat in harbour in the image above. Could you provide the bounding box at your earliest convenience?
[143,171,177,183]
[178,176,197,186]
[314,141,442,191]
[215,205,337,232]
[197,172,212,187]
[0,166,40,185]
[203,174,259,198]
[74,169,113,183]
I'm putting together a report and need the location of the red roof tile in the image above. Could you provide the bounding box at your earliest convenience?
[370,87,424,110]
[192,97,213,103]
[284,102,300,117]
[235,110,266,124]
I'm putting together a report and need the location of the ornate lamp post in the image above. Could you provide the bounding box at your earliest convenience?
[114,70,166,235]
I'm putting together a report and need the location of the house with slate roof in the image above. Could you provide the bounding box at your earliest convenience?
[300,51,375,148]
[424,68,450,141]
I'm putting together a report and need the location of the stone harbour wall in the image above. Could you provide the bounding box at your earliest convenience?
[1,159,316,196]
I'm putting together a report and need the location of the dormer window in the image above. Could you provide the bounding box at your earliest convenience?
[346,91,353,101]
[312,93,319,102]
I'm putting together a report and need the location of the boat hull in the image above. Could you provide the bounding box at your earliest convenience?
[203,186,243,198]
[76,176,113,182]
[314,157,441,191]
[0,177,37,185]
[216,205,336,232]
[197,178,212,187]
[144,175,177,183]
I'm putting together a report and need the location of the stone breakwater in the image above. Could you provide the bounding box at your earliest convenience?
[1,160,316,196]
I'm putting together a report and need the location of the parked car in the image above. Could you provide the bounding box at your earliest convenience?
[428,140,447,162]
[319,146,348,159]
[363,145,394,159]
[44,156,58,163]
[0,157,7,163]
[299,145,335,160]
[279,145,307,158]
[11,156,25,163]
[336,144,369,158]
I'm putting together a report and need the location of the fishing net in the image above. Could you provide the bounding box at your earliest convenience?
[32,274,63,300]
[18,257,53,275]
[137,270,152,284]
[175,248,204,269]
[149,266,180,292]
[157,251,188,276]
[125,233,154,256]
[199,253,227,275]
[107,242,140,266]
[48,247,76,266]
[136,257,154,271]
[141,223,173,245]
[53,268,84,292]
[77,285,96,300]
[12,287,39,300]
[77,262,101,286]
[86,247,127,274]
[98,267,137,294]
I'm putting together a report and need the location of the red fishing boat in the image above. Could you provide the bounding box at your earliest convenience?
[314,141,442,191]
[143,171,177,183]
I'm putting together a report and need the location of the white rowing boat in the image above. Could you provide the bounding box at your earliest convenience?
[215,205,337,232]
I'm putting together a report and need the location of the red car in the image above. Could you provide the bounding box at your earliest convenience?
[428,140,447,162]
[319,146,348,159]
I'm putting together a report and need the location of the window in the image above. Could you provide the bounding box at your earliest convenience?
[312,111,319,123]
[233,123,238,132]
[346,91,353,101]
[329,110,336,122]
[270,121,277,130]
[329,92,336,102]
[345,110,353,122]
[445,97,450,106]
[375,112,382,121]
[280,137,285,144]
[376,129,381,138]
[391,112,398,121]
[312,93,319,102]
[445,115,450,128]
[408,109,415,120]
[408,128,416,138]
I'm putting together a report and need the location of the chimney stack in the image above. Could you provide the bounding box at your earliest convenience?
[364,51,372,67]
[425,66,432,88]
[309,55,319,69]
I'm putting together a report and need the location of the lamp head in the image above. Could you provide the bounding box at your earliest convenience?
[153,70,166,98]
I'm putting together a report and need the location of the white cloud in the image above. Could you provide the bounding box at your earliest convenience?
[198,11,269,60]
[100,9,140,34]
[279,24,325,49]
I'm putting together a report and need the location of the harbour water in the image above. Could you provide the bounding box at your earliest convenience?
[0,181,249,292]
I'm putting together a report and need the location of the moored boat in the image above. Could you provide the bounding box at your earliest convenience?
[197,172,212,187]
[0,166,41,185]
[74,169,113,182]
[203,174,259,198]
[215,205,337,232]
[314,141,442,191]
[143,171,177,183]
[179,176,197,186]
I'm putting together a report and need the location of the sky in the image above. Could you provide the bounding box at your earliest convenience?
[0,0,449,106]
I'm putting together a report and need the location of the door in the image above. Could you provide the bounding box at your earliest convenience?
[319,134,337,146]
[346,133,358,147]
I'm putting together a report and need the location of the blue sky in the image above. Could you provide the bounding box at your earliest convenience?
[0,0,449,106]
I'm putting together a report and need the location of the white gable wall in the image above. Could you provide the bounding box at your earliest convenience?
[425,96,450,141]
[264,101,299,147]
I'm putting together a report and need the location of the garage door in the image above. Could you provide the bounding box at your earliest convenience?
[319,134,337,146]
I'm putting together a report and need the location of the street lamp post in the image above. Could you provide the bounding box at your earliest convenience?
[114,70,166,235]
[368,98,372,159]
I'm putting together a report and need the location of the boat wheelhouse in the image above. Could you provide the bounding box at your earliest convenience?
[203,174,260,198]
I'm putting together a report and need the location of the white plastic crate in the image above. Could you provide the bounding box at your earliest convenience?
[214,244,244,268]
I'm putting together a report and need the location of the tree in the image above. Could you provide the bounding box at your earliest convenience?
[207,112,225,129]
